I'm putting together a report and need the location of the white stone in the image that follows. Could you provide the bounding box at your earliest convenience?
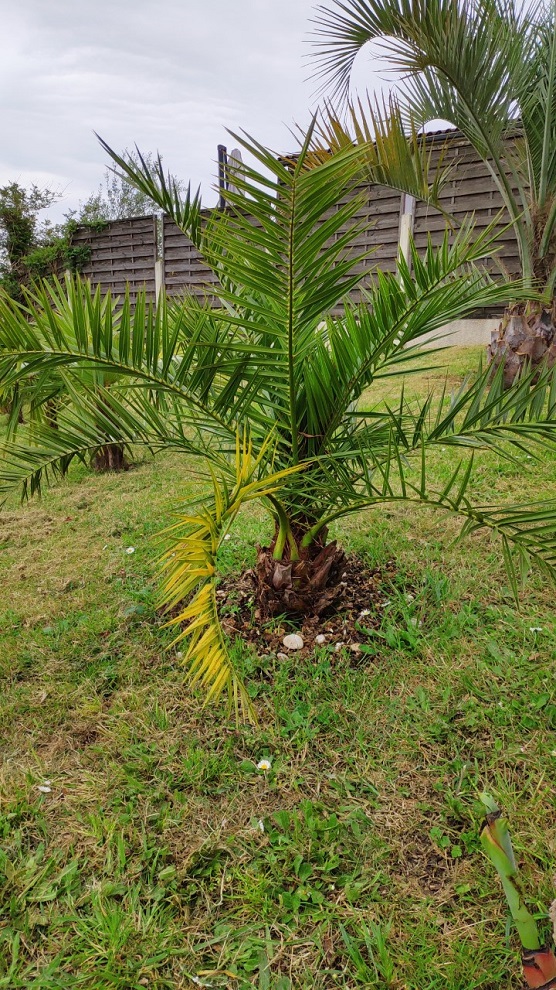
[282,633,304,650]
[315,634,327,645]
[276,652,289,661]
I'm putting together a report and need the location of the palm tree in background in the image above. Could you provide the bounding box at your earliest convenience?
[311,0,556,385]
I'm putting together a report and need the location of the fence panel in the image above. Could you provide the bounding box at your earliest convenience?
[162,213,220,304]
[413,136,520,300]
[70,216,157,302]
[69,131,523,320]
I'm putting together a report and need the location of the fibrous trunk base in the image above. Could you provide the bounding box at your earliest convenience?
[92,443,128,473]
[255,537,346,619]
[487,304,556,387]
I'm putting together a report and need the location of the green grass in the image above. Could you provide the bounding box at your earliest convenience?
[1,348,556,988]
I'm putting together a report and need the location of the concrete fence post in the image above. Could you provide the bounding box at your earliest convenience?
[398,193,416,276]
[155,259,164,304]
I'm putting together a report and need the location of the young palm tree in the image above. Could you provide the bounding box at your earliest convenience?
[311,0,556,384]
[1,128,556,719]
[1,285,130,471]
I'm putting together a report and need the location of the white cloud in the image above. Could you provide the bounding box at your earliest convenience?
[1,0,393,221]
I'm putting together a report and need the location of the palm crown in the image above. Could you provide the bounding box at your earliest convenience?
[311,0,556,290]
[314,0,556,384]
[1,127,556,718]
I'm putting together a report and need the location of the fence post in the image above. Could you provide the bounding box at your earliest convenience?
[154,213,164,303]
[398,193,416,275]
[155,259,163,303]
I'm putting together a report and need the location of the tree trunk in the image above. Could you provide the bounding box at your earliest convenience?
[92,443,128,473]
[487,301,556,388]
[45,398,58,430]
[255,521,346,619]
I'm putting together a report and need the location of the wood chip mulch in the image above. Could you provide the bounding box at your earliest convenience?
[217,554,397,660]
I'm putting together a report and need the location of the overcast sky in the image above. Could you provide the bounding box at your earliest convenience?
[1,0,389,223]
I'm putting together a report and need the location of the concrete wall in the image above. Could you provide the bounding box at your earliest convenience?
[421,318,499,349]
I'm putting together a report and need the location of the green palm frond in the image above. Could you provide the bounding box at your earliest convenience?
[313,93,453,211]
[298,223,531,457]
[301,353,556,592]
[95,136,204,247]
[158,433,302,719]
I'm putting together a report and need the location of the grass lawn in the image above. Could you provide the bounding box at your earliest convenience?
[1,347,555,989]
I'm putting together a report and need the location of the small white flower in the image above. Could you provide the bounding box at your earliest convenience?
[257,819,265,832]
[529,626,543,633]
[256,758,272,771]
[223,534,231,541]
[176,651,183,659]
[359,609,371,618]
[126,547,135,555]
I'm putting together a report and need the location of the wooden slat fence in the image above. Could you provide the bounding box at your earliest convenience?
[70,215,157,303]
[68,132,521,317]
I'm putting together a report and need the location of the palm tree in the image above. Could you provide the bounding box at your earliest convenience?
[1,127,556,719]
[1,283,130,471]
[310,0,556,385]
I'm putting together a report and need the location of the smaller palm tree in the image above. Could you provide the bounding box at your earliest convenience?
[1,284,130,471]
[1,127,556,719]
[310,0,556,384]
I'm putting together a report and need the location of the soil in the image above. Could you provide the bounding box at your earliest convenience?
[216,553,397,660]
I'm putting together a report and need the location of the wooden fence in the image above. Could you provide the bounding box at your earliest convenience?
[70,215,157,304]
[69,131,520,317]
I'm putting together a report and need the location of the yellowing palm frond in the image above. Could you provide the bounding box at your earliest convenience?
[158,433,302,721]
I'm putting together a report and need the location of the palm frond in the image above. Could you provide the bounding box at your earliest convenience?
[313,93,453,212]
[158,434,303,719]
[304,223,532,454]
[309,0,539,276]
[96,136,204,247]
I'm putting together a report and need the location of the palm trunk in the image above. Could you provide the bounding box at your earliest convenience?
[255,517,346,618]
[92,443,128,472]
[45,398,58,431]
[487,301,556,387]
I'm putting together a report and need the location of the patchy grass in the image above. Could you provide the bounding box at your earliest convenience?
[1,348,556,989]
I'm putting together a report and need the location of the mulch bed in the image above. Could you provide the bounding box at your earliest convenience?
[217,554,397,660]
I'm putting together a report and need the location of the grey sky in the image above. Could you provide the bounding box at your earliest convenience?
[1,0,386,222]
